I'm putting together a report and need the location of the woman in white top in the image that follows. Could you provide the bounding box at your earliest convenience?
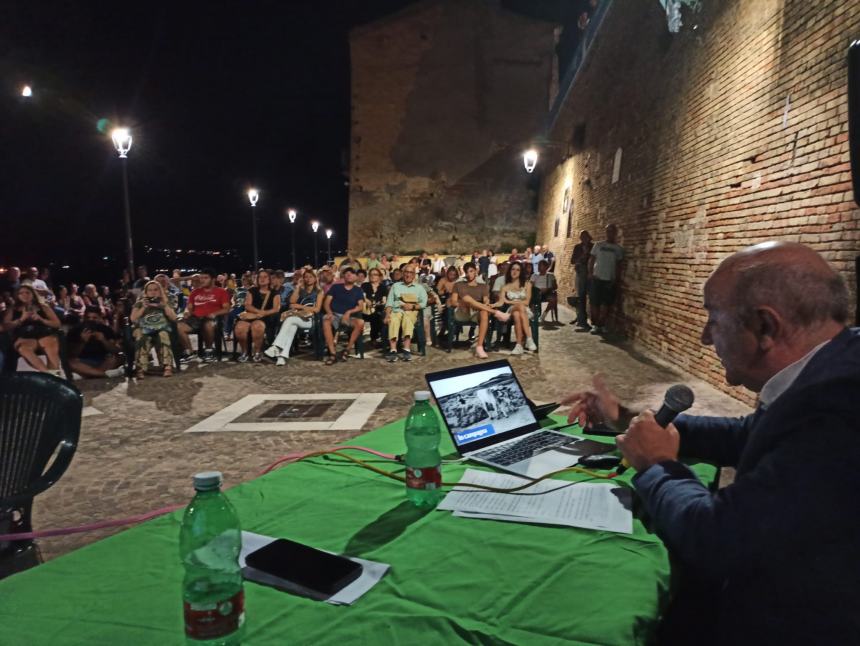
[498,261,537,355]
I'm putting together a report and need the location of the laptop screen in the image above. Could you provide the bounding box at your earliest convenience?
[426,360,540,452]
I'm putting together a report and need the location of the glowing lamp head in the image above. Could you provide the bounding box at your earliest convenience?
[111,128,133,158]
[311,221,320,233]
[247,188,259,206]
[325,229,333,239]
[523,149,538,173]
[287,208,297,223]
[21,85,33,98]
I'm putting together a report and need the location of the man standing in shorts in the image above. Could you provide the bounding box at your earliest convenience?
[450,262,510,359]
[588,224,625,335]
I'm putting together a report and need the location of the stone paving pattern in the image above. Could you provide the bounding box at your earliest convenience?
[31,306,750,561]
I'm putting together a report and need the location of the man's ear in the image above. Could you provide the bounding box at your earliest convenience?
[754,306,781,350]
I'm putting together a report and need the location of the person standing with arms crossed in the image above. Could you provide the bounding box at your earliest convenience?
[588,224,625,335]
[571,230,593,329]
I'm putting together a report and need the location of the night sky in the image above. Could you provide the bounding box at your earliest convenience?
[1,0,578,282]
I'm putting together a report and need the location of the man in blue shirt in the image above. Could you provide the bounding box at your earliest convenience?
[562,242,859,645]
[322,267,365,363]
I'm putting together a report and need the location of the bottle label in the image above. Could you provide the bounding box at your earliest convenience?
[406,465,441,491]
[184,589,245,640]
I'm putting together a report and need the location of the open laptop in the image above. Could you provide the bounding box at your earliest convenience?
[425,360,608,478]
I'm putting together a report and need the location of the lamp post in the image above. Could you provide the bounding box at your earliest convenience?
[325,229,333,264]
[311,220,320,268]
[21,85,32,98]
[248,188,259,269]
[111,127,135,279]
[287,208,297,270]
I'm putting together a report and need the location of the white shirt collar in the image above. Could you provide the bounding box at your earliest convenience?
[759,340,829,408]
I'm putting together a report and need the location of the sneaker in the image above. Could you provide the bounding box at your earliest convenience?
[524,338,537,352]
[510,343,525,355]
[475,346,489,359]
[493,310,511,323]
[577,323,592,331]
[263,345,281,359]
[590,326,604,335]
[237,353,250,363]
[252,352,263,363]
[386,350,399,363]
[180,351,198,363]
[346,347,361,359]
[275,356,286,367]
[105,367,126,378]
[400,350,413,362]
[202,349,216,362]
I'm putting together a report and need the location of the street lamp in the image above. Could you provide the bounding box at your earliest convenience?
[311,220,320,268]
[523,148,539,173]
[247,188,259,269]
[287,208,297,270]
[21,85,32,98]
[325,229,333,264]
[111,127,135,279]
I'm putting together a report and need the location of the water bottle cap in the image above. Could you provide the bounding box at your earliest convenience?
[414,390,431,401]
[193,471,222,491]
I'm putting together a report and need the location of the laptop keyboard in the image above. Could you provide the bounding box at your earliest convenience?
[473,432,572,467]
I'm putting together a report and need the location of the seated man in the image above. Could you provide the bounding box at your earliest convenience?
[322,266,365,364]
[67,305,125,378]
[383,265,427,362]
[177,268,231,362]
[450,262,509,359]
[562,242,860,645]
[531,259,558,323]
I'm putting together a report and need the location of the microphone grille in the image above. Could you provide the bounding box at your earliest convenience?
[665,384,695,412]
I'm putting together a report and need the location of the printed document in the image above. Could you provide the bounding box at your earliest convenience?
[438,469,633,534]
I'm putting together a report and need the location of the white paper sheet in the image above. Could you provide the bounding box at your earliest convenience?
[437,469,633,534]
[239,531,390,605]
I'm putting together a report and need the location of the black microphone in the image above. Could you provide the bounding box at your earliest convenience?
[654,384,695,427]
[616,385,695,474]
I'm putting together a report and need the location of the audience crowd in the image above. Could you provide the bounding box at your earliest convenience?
[0,235,624,379]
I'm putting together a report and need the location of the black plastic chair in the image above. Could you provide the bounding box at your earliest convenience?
[0,372,82,576]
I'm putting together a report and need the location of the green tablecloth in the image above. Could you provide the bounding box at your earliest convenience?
[0,416,715,645]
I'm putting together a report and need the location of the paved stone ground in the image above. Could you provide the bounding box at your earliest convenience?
[27,305,750,562]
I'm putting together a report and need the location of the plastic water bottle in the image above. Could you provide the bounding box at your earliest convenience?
[405,391,443,507]
[179,471,245,645]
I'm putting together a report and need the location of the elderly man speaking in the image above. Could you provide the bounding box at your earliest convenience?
[562,242,859,645]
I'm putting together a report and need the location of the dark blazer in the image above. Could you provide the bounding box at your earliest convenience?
[634,327,860,646]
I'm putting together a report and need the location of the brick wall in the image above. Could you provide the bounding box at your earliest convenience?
[348,0,558,255]
[537,0,860,402]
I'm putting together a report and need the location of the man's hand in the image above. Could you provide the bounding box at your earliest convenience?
[80,328,93,342]
[342,314,351,325]
[383,313,391,325]
[616,410,680,471]
[560,374,620,428]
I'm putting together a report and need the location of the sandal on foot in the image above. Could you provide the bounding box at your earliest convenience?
[324,355,338,366]
[163,366,173,377]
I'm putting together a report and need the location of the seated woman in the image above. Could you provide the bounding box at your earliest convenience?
[264,270,324,366]
[68,283,87,320]
[54,285,76,324]
[233,269,281,362]
[361,268,388,346]
[130,280,178,378]
[498,261,537,355]
[225,273,253,340]
[2,285,63,375]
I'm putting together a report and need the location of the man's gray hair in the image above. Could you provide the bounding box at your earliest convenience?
[734,263,850,329]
